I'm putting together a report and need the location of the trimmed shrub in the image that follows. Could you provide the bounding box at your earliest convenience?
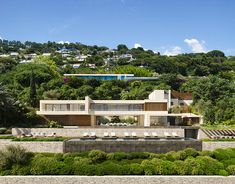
[141,160,155,175]
[213,148,235,161]
[174,160,185,175]
[199,150,214,157]
[227,165,235,175]
[11,165,31,175]
[98,161,126,175]
[218,169,229,176]
[88,150,106,163]
[106,152,128,161]
[0,128,7,134]
[130,163,143,175]
[0,145,32,170]
[183,148,199,157]
[175,150,187,160]
[127,152,150,160]
[30,155,69,175]
[165,151,177,161]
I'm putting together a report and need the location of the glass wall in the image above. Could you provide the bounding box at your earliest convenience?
[44,104,85,111]
[90,103,143,111]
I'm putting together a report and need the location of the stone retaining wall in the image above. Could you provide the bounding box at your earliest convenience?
[0,140,63,153]
[12,127,184,138]
[0,176,234,184]
[203,142,235,151]
[64,139,202,153]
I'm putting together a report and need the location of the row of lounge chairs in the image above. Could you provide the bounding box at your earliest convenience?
[19,132,57,138]
[202,129,235,139]
[81,132,180,139]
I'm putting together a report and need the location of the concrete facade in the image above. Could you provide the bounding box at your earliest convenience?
[0,176,235,184]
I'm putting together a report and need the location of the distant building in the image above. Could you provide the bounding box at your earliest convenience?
[63,73,159,81]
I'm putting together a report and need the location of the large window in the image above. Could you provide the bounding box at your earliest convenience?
[90,103,143,111]
[44,104,85,111]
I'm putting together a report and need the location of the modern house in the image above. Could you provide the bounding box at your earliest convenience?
[36,90,202,127]
[64,73,159,81]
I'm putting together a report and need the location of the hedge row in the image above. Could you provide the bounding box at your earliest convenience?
[1,146,235,175]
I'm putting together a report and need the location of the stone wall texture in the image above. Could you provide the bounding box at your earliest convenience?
[0,176,234,184]
[64,139,202,153]
[0,140,63,153]
[12,127,184,138]
[203,142,235,151]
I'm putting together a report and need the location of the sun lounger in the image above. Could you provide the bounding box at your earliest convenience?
[90,132,96,138]
[82,132,89,137]
[164,132,171,138]
[110,132,116,137]
[124,132,130,137]
[152,132,158,137]
[104,132,109,137]
[172,132,179,137]
[144,132,150,137]
[131,132,137,137]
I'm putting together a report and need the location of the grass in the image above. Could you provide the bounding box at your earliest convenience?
[201,125,235,130]
[0,136,68,141]
[203,138,235,142]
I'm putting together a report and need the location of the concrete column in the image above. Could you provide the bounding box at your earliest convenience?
[138,115,145,126]
[144,114,150,127]
[91,115,96,126]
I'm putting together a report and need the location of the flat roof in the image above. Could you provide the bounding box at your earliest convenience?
[64,74,134,77]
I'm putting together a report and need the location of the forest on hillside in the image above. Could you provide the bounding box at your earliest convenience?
[0,40,234,127]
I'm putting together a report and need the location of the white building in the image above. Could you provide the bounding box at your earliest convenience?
[37,90,202,127]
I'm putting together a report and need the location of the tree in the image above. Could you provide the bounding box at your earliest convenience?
[29,68,37,107]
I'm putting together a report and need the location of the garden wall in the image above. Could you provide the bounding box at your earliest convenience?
[12,127,184,138]
[0,139,63,153]
[203,142,235,151]
[0,176,234,184]
[64,139,202,153]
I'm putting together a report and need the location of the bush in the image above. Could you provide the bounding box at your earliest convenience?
[227,165,235,175]
[97,161,127,175]
[141,160,155,175]
[30,155,70,175]
[183,148,199,157]
[130,163,143,175]
[73,159,97,175]
[218,169,229,176]
[213,148,235,161]
[199,150,214,157]
[0,145,32,170]
[127,152,150,160]
[106,152,128,161]
[88,150,106,163]
[0,128,7,134]
[11,165,31,175]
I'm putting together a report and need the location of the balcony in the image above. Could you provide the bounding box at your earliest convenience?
[90,103,144,111]
[43,104,85,111]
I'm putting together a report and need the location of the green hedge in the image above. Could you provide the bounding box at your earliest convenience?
[2,146,235,175]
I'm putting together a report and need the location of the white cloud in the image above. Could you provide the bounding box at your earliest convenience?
[134,43,142,48]
[163,46,182,56]
[57,41,70,44]
[184,38,207,53]
[0,36,2,40]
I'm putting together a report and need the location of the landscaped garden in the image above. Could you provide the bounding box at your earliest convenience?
[1,145,235,176]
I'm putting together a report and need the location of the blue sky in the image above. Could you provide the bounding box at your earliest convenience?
[0,0,235,55]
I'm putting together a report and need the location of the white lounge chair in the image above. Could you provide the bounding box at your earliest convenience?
[131,132,137,137]
[90,132,96,137]
[144,132,150,137]
[172,132,179,137]
[110,132,116,137]
[124,132,130,137]
[104,132,109,137]
[82,132,89,137]
[164,132,171,138]
[152,132,158,137]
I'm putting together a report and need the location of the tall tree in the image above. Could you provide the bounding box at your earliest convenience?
[29,68,37,107]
